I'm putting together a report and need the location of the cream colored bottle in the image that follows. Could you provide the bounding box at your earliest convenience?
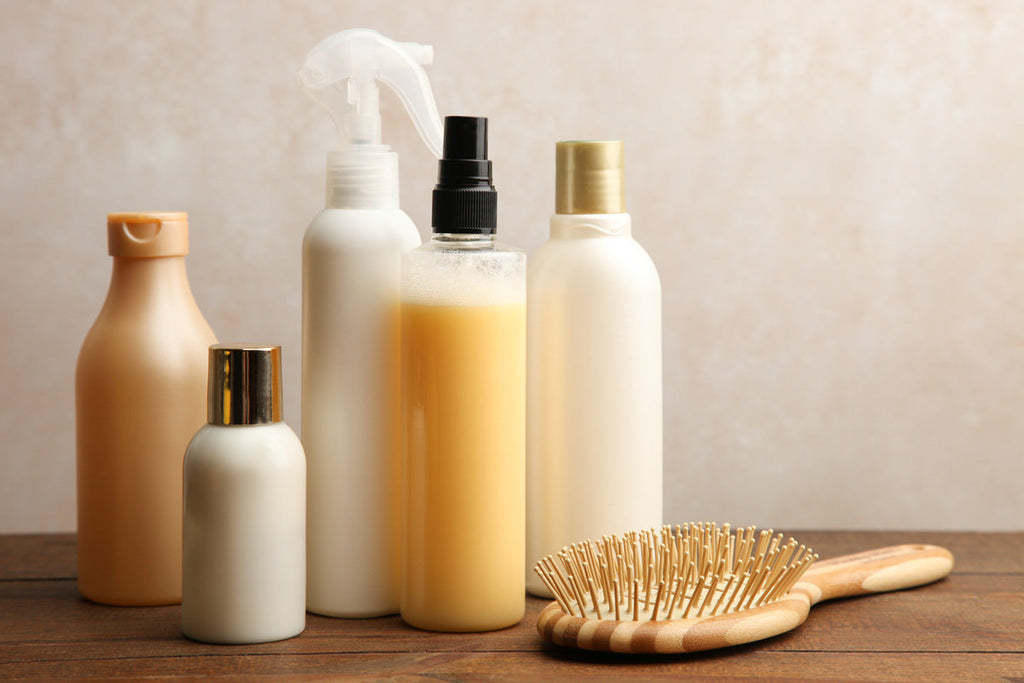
[401,116,526,632]
[526,142,663,597]
[75,212,216,605]
[182,345,306,644]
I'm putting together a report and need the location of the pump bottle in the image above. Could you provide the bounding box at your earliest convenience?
[76,212,217,605]
[525,141,662,597]
[401,117,526,632]
[298,28,444,617]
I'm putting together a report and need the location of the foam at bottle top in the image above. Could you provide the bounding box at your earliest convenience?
[402,248,524,307]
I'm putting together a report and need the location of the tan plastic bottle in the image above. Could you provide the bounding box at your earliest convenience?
[75,212,217,605]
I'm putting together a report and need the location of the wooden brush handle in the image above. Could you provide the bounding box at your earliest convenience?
[797,544,954,605]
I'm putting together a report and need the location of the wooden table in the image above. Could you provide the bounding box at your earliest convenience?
[1,531,1021,680]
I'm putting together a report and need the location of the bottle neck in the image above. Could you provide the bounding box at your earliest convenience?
[103,256,196,314]
[429,232,496,249]
[549,213,631,239]
[325,148,399,210]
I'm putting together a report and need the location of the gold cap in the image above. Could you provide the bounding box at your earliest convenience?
[107,212,189,258]
[555,141,625,214]
[207,344,283,425]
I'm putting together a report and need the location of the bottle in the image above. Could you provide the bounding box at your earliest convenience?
[401,116,526,632]
[297,28,444,617]
[525,141,663,597]
[75,212,217,605]
[182,344,306,644]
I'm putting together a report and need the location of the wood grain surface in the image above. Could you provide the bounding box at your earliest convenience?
[1,531,1021,681]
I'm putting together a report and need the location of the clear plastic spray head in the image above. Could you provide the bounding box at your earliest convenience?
[299,28,442,156]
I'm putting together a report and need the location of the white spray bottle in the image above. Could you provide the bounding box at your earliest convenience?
[298,28,443,618]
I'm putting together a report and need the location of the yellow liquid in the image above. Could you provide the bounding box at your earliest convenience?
[401,302,526,631]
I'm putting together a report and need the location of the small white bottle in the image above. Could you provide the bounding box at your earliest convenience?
[298,28,443,618]
[182,344,306,644]
[526,141,663,597]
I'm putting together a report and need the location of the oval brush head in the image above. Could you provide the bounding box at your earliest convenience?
[534,523,953,654]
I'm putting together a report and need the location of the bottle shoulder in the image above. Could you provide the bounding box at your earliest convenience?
[305,208,421,251]
[185,423,305,472]
[530,234,660,290]
[402,239,526,306]
[405,240,525,265]
[77,308,215,378]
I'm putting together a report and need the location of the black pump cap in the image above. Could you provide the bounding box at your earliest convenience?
[431,116,497,234]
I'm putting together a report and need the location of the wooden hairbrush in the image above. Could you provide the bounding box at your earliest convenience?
[534,523,954,654]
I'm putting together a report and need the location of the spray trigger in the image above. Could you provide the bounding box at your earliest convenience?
[299,28,443,158]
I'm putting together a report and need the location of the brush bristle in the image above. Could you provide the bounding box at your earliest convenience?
[533,523,818,621]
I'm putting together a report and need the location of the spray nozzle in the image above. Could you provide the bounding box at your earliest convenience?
[432,116,497,234]
[299,28,443,157]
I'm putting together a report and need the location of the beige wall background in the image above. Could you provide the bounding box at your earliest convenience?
[2,0,1022,532]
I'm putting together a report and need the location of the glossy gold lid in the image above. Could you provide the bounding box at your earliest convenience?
[107,212,189,258]
[207,344,283,425]
[555,141,625,214]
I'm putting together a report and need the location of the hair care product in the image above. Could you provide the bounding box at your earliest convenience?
[298,28,443,617]
[182,345,306,644]
[400,117,526,632]
[75,212,216,605]
[526,142,662,597]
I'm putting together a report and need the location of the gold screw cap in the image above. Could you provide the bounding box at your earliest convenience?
[207,344,283,425]
[555,141,625,215]
[107,212,189,258]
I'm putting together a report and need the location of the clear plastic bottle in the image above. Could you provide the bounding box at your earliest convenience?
[75,212,216,605]
[401,117,526,632]
[182,345,306,644]
[525,141,663,597]
[298,29,443,617]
